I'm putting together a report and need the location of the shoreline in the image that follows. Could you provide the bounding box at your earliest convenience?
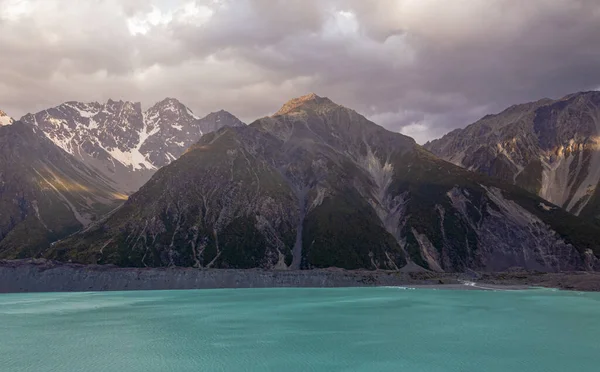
[1,259,599,293]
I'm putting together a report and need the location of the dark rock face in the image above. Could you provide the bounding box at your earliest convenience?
[0,122,125,258]
[20,99,244,193]
[425,91,600,219]
[49,94,600,272]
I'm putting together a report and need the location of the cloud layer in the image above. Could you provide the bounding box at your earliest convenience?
[1,0,600,143]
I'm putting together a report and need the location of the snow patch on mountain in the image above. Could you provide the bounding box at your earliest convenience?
[104,145,155,171]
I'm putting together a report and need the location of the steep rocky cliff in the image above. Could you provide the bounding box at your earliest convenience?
[425,91,600,220]
[48,94,600,272]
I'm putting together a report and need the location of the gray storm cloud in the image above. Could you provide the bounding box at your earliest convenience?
[1,0,599,143]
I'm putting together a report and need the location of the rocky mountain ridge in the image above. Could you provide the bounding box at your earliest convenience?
[425,91,600,220]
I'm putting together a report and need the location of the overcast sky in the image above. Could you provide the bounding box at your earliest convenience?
[1,0,600,143]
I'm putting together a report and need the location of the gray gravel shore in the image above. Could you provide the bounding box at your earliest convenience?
[1,259,598,293]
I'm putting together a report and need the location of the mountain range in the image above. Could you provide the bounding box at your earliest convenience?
[2,92,600,272]
[20,98,244,193]
[45,94,600,272]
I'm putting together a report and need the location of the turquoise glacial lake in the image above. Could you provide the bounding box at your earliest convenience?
[0,287,599,371]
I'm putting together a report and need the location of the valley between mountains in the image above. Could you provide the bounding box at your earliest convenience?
[2,93,600,273]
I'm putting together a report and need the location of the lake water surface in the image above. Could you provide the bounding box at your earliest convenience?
[1,287,599,371]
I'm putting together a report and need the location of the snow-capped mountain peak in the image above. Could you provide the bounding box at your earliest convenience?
[20,99,245,193]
